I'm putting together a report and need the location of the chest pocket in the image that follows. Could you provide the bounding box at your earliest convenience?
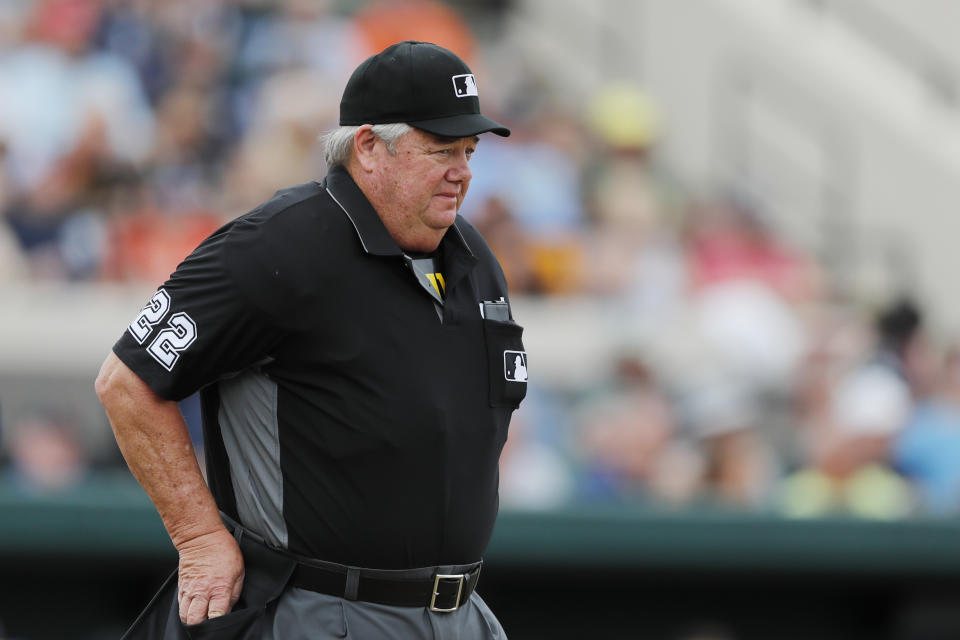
[482,318,528,408]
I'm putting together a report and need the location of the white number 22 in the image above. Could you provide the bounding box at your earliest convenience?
[128,290,170,344]
[128,289,197,371]
[147,312,197,371]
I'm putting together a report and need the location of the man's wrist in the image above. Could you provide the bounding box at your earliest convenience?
[168,515,229,550]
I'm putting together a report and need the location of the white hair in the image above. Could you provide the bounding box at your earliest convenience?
[320,123,413,167]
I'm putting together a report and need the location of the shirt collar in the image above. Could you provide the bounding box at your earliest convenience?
[322,165,477,262]
[323,165,401,256]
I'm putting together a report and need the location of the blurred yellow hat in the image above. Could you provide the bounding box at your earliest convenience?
[588,84,660,148]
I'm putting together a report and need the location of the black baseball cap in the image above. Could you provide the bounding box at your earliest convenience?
[340,41,510,138]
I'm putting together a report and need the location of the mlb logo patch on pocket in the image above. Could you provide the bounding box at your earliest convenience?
[503,351,528,382]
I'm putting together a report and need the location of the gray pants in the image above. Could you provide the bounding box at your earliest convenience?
[264,588,507,639]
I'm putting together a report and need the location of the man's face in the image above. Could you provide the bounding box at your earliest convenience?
[369,128,477,251]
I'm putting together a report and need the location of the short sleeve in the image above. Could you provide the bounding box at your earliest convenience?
[112,224,287,401]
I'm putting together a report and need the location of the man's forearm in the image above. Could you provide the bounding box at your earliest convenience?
[95,352,223,547]
[96,352,245,623]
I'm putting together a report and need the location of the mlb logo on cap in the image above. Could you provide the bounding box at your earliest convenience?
[503,351,528,382]
[452,74,479,98]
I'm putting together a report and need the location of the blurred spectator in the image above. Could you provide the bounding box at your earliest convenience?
[0,0,153,188]
[237,0,361,84]
[148,82,226,211]
[223,66,339,211]
[574,357,703,504]
[499,385,575,510]
[0,0,154,189]
[691,279,806,391]
[94,0,173,105]
[684,194,822,304]
[4,413,88,494]
[351,0,477,63]
[673,196,813,406]
[583,84,675,236]
[781,299,925,518]
[0,0,154,278]
[469,196,542,293]
[893,346,960,514]
[681,378,780,508]
[463,100,588,294]
[463,101,587,238]
[102,203,222,283]
[582,84,689,312]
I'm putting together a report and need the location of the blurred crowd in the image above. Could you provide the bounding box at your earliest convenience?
[3,0,960,520]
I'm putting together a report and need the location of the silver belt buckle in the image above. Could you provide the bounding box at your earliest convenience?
[430,573,466,612]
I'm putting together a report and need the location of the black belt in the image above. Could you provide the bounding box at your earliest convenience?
[222,513,481,613]
[291,561,482,612]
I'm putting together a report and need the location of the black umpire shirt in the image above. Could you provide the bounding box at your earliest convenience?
[112,165,527,570]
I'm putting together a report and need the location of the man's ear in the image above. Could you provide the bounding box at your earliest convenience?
[352,125,379,173]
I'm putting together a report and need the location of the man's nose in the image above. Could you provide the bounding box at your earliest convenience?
[447,153,472,183]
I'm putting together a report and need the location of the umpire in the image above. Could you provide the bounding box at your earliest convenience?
[95,41,526,639]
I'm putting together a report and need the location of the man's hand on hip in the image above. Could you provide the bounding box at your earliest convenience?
[177,528,245,625]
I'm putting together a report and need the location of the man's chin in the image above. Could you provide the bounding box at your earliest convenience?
[428,207,458,229]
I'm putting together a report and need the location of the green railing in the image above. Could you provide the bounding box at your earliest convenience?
[3,472,960,576]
